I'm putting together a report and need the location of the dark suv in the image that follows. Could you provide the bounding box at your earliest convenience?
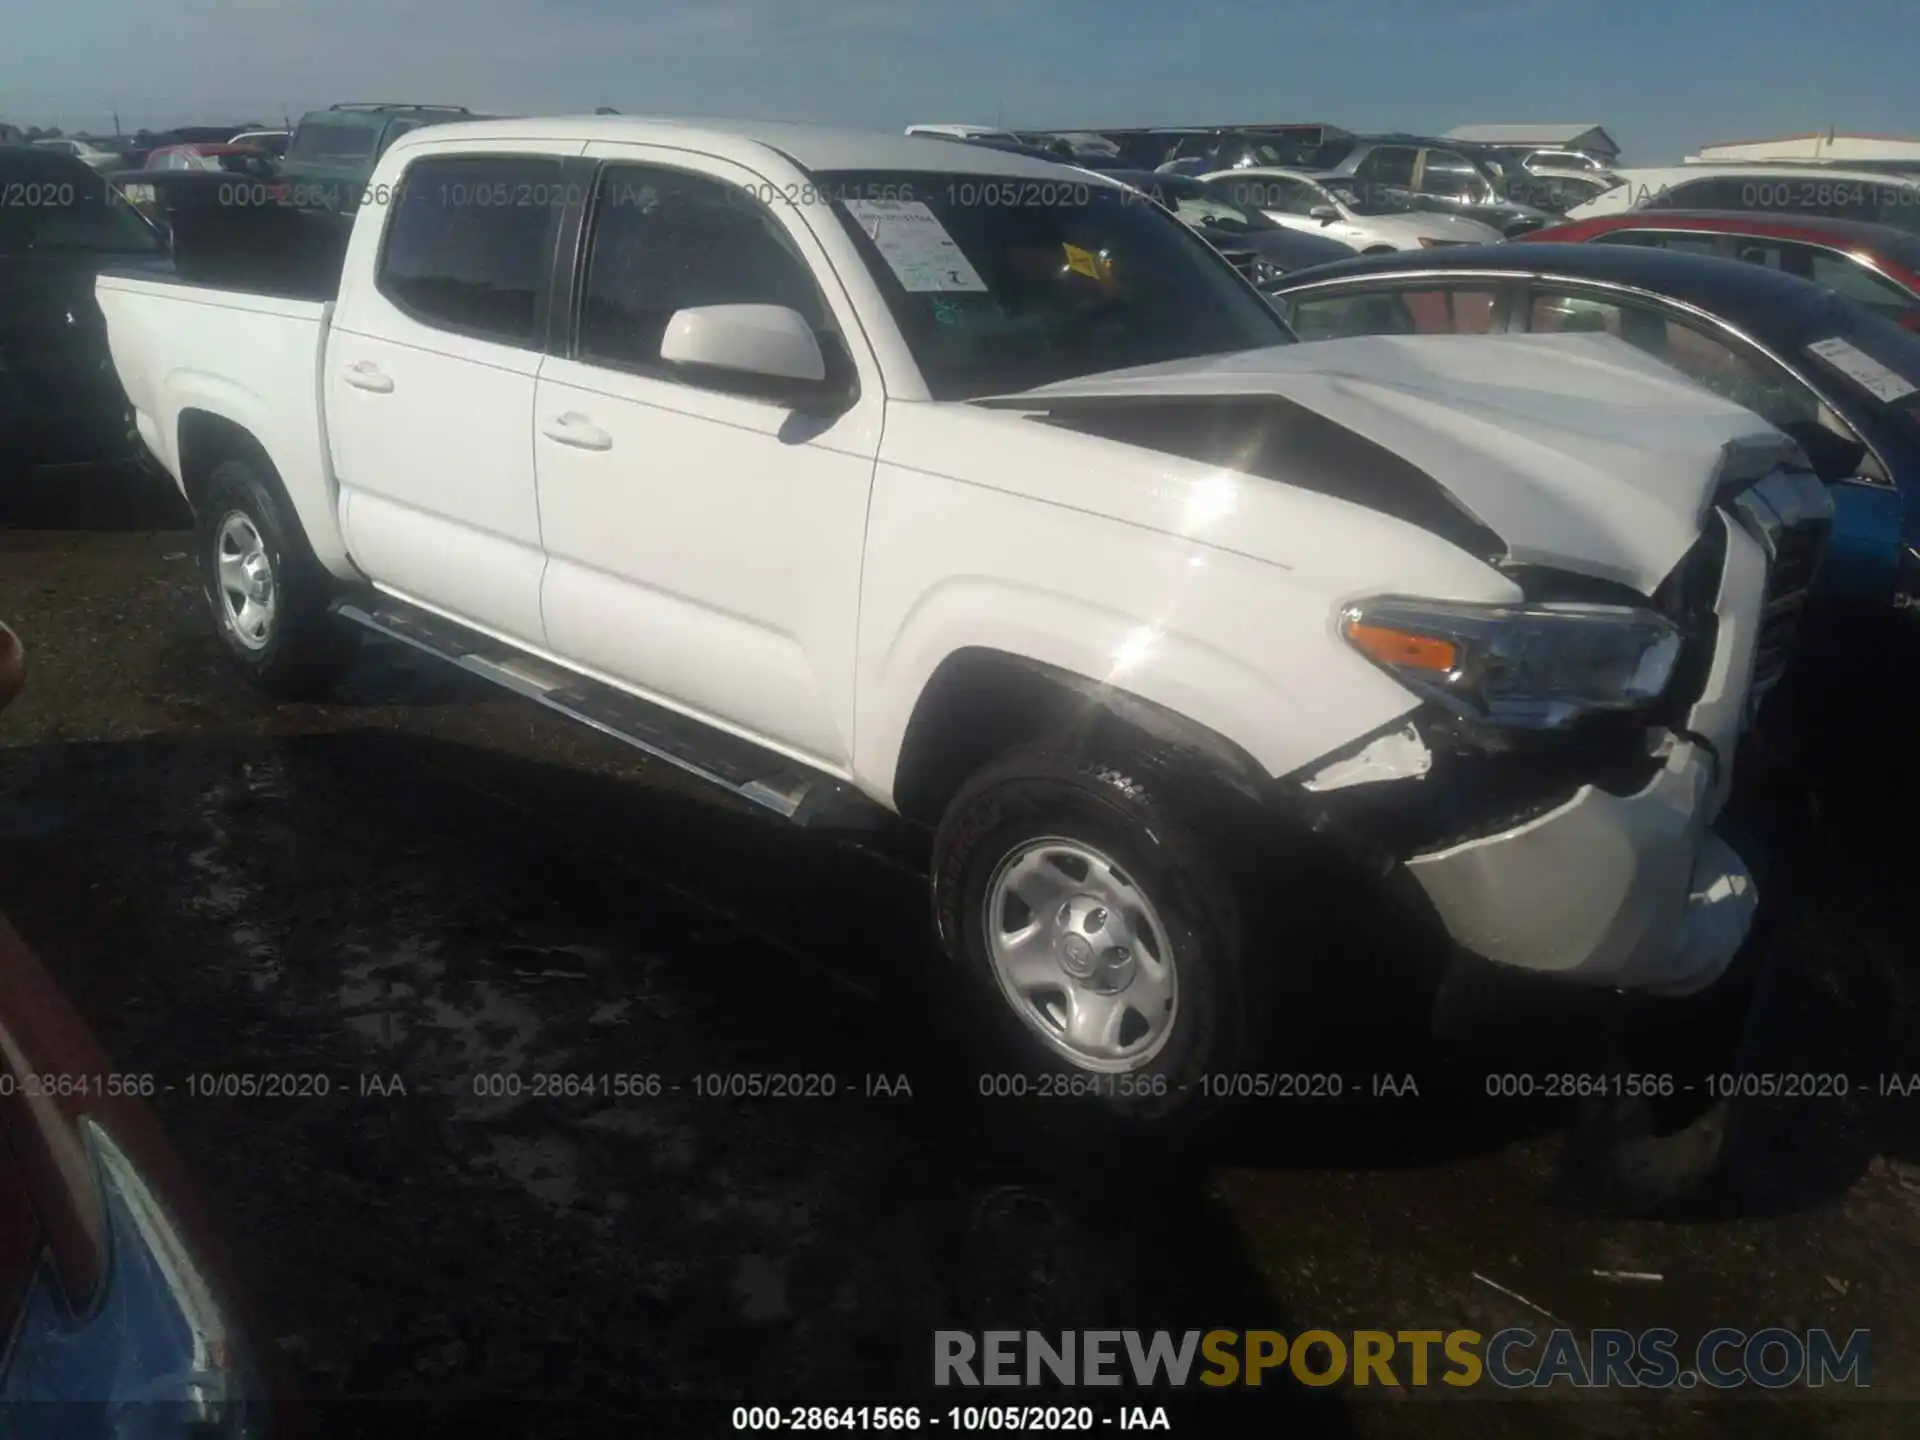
[279,103,480,212]
[0,147,169,484]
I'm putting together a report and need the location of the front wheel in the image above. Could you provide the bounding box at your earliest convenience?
[931,746,1263,1133]
[196,457,358,700]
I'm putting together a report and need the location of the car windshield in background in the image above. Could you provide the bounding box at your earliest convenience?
[0,152,163,255]
[288,122,377,161]
[815,169,1293,401]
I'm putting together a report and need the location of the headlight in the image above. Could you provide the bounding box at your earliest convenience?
[1341,597,1681,730]
[1250,257,1284,285]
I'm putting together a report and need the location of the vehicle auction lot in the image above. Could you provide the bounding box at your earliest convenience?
[4,469,1920,1438]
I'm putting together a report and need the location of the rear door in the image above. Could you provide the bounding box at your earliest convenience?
[530,149,884,768]
[327,141,582,646]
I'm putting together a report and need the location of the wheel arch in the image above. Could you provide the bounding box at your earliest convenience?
[888,646,1272,826]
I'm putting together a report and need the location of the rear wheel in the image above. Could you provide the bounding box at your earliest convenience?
[196,457,358,699]
[932,745,1264,1134]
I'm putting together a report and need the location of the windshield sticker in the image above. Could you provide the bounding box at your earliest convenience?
[841,197,987,293]
[1061,242,1111,282]
[1807,336,1918,404]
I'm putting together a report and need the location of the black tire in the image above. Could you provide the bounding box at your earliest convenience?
[196,456,358,700]
[931,744,1263,1136]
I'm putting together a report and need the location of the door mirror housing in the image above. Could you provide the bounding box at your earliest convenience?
[1309,204,1341,223]
[660,304,826,383]
[1779,418,1869,483]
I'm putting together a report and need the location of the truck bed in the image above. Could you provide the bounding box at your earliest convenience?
[96,265,356,577]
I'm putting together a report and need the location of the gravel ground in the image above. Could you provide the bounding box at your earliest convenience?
[3,466,1919,1438]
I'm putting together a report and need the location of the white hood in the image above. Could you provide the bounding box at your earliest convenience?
[980,332,1798,592]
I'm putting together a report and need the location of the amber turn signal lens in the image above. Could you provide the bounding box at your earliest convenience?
[1343,619,1458,672]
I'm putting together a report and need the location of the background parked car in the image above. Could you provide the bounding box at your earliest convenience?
[1531,210,1920,329]
[1312,135,1557,235]
[1101,169,1359,281]
[29,136,123,171]
[0,146,169,484]
[1506,167,1620,214]
[229,127,290,157]
[1565,164,1920,236]
[922,132,1124,168]
[1154,128,1332,176]
[1200,166,1504,251]
[111,143,287,232]
[1262,242,1920,616]
[1521,148,1614,175]
[278,102,478,211]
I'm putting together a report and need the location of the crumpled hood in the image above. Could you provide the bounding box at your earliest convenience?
[976,331,1799,591]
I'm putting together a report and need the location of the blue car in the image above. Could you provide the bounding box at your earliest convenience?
[1263,243,1920,615]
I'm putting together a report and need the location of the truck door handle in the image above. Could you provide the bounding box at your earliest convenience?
[539,413,613,452]
[342,361,393,394]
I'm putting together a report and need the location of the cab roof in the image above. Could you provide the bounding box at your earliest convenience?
[388,115,1101,181]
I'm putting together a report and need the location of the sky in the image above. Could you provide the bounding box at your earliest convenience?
[3,0,1915,163]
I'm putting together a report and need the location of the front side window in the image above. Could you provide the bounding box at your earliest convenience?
[1528,288,1819,428]
[1418,151,1488,202]
[1357,147,1417,188]
[1283,288,1418,340]
[1798,247,1919,324]
[575,163,833,380]
[819,168,1291,400]
[376,154,564,346]
[1286,284,1498,339]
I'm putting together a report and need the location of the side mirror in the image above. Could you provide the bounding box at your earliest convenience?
[660,303,826,383]
[1779,419,1868,482]
[1309,204,1340,224]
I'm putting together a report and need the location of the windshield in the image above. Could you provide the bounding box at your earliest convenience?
[817,169,1293,401]
[0,152,163,255]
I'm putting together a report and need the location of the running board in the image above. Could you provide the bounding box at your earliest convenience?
[332,598,869,825]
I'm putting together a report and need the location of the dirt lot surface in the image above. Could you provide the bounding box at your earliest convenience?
[3,468,1918,1437]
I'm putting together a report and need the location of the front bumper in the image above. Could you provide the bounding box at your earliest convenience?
[1403,739,1755,996]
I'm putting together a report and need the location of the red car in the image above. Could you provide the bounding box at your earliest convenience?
[0,621,288,1435]
[1529,210,1920,331]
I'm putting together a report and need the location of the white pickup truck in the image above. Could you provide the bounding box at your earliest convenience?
[98,116,1831,1128]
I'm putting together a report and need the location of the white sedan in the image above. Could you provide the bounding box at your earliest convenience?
[1200,166,1504,252]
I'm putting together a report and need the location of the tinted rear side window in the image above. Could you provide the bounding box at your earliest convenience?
[376,155,565,346]
[290,122,378,161]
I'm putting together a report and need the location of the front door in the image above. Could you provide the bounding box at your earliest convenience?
[531,150,884,770]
